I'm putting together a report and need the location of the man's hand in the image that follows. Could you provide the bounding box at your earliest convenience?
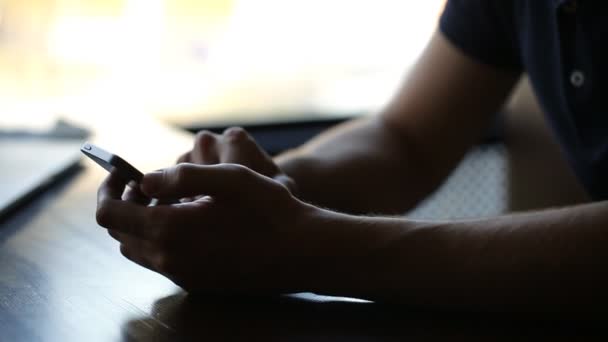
[177,127,297,195]
[95,163,608,313]
[96,163,315,293]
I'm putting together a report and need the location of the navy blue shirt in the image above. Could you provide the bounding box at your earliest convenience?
[440,0,608,200]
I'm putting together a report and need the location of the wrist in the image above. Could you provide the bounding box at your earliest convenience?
[283,204,412,297]
[273,173,299,197]
[274,153,320,200]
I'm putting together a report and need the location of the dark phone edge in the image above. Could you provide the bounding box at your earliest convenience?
[81,143,144,185]
[108,155,144,185]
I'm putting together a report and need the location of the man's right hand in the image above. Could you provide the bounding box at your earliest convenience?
[177,127,297,195]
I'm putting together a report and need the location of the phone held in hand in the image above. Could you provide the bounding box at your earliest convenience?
[80,142,143,188]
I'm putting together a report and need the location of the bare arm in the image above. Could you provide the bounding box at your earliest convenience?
[275,30,520,214]
[103,161,608,315]
[301,201,608,315]
[100,25,608,316]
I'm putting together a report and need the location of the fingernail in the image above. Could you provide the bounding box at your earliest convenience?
[141,170,163,196]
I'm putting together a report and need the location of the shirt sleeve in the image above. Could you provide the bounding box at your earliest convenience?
[440,0,523,71]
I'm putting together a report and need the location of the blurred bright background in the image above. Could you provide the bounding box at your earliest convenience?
[0,0,444,131]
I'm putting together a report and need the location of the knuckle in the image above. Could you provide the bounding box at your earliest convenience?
[154,252,172,273]
[119,244,133,261]
[273,178,292,195]
[223,126,249,143]
[224,163,252,179]
[277,175,295,191]
[96,201,112,227]
[267,178,292,200]
[107,228,119,240]
[176,152,189,164]
[195,130,216,147]
[173,163,195,183]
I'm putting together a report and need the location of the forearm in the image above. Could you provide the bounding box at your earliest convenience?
[274,32,520,215]
[275,116,443,214]
[301,201,608,314]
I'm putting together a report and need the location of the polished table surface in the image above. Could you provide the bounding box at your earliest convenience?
[0,120,606,341]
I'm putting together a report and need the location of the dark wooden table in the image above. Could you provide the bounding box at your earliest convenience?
[0,121,605,341]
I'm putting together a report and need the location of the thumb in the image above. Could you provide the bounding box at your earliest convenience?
[141,163,254,199]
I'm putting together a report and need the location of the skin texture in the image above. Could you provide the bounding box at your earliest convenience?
[97,30,608,314]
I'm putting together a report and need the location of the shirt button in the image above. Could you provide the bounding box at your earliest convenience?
[570,70,585,88]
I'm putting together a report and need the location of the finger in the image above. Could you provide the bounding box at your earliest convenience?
[110,230,159,272]
[219,127,253,163]
[96,196,161,240]
[120,244,156,272]
[98,169,128,203]
[273,174,299,195]
[220,127,278,175]
[108,229,157,251]
[176,151,191,164]
[192,130,219,164]
[141,163,267,199]
[220,127,256,160]
[98,170,161,239]
[123,186,151,205]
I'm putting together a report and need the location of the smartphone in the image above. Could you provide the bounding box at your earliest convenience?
[80,142,143,188]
